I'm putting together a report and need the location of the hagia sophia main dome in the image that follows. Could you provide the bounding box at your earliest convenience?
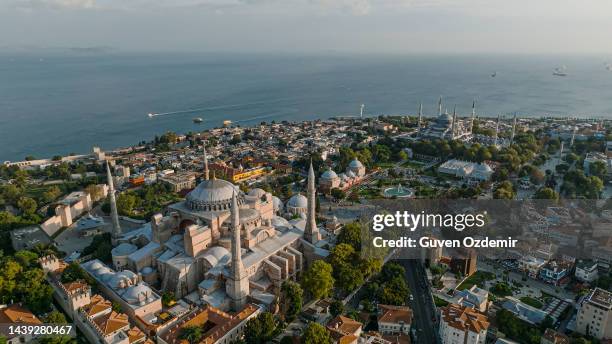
[185,178,243,211]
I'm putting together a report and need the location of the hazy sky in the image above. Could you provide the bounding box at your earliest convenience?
[2,0,612,54]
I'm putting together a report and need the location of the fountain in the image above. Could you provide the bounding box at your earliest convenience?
[383,183,414,198]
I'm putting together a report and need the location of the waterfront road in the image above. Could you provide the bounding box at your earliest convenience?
[396,259,439,344]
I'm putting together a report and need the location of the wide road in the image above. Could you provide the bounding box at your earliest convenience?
[396,259,439,344]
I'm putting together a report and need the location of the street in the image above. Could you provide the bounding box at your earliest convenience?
[397,259,439,344]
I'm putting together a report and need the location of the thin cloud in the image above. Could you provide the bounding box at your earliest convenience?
[12,0,97,10]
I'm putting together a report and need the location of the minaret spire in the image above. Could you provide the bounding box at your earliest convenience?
[227,191,248,311]
[438,96,442,116]
[230,191,244,279]
[106,161,121,245]
[203,144,210,180]
[418,102,423,129]
[304,161,321,243]
[451,106,457,139]
[494,114,501,146]
[510,113,518,145]
[570,126,577,147]
[470,99,476,133]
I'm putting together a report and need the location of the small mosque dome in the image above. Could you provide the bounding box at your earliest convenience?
[348,158,364,169]
[321,168,338,180]
[287,194,308,209]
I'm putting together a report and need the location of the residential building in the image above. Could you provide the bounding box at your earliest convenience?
[541,328,570,344]
[0,304,42,344]
[518,255,546,279]
[377,304,413,336]
[575,260,599,283]
[327,315,363,344]
[539,260,570,286]
[454,285,489,313]
[576,288,612,340]
[439,304,489,344]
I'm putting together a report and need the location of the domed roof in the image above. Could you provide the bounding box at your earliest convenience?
[287,193,308,208]
[437,112,453,124]
[89,261,104,271]
[202,246,231,267]
[186,179,242,210]
[321,168,338,180]
[271,216,291,228]
[248,188,267,198]
[346,170,356,178]
[348,158,364,169]
[111,243,137,257]
[123,283,154,305]
[100,271,115,283]
[272,196,283,212]
[239,208,260,222]
[474,163,493,173]
[108,272,134,290]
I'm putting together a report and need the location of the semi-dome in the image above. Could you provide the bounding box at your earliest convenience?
[141,267,154,275]
[287,194,308,209]
[348,158,364,169]
[239,208,260,222]
[272,196,283,212]
[321,168,338,180]
[201,246,231,268]
[346,170,356,178]
[271,216,291,228]
[186,179,243,211]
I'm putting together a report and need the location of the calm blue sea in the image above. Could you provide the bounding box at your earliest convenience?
[1,52,611,161]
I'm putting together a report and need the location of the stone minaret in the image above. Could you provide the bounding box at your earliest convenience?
[451,106,457,139]
[418,102,423,129]
[470,99,476,133]
[437,96,443,116]
[570,126,577,147]
[203,144,210,180]
[227,191,248,311]
[304,162,321,244]
[494,114,501,146]
[106,161,121,245]
[510,113,518,145]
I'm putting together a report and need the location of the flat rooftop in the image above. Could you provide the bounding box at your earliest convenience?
[588,288,612,309]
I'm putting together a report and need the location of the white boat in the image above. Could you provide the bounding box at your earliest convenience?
[148,113,155,118]
[553,66,567,77]
[193,117,203,123]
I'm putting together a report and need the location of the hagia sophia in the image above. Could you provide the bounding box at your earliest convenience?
[104,147,332,315]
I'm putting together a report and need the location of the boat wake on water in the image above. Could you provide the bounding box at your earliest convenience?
[146,98,292,118]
